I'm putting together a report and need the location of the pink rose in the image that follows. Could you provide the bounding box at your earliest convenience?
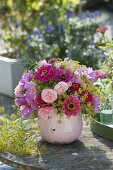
[38,106,57,120]
[54,81,68,95]
[41,89,57,103]
[96,25,108,33]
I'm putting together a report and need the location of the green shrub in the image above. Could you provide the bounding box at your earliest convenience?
[21,10,102,69]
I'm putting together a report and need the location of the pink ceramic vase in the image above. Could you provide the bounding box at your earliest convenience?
[38,114,82,144]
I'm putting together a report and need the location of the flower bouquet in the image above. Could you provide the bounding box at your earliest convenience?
[15,58,106,144]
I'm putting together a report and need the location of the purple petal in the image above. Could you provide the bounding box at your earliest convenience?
[15,97,27,106]
[21,106,32,117]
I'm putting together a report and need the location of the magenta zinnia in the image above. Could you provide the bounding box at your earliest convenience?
[81,91,93,104]
[34,65,56,82]
[62,96,81,116]
[56,68,73,82]
[69,82,81,92]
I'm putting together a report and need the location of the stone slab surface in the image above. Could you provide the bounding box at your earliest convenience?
[0,125,113,170]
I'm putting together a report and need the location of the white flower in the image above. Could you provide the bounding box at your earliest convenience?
[54,81,68,95]
[38,60,48,67]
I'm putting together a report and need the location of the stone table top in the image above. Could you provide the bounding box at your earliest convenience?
[0,125,113,170]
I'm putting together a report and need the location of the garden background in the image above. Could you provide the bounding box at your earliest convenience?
[0,0,113,169]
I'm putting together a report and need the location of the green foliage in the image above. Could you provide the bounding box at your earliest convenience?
[0,0,102,69]
[22,13,101,69]
[0,109,41,155]
[94,30,113,109]
[0,0,79,58]
[0,0,79,31]
[0,106,5,113]
[20,47,38,70]
[95,31,113,76]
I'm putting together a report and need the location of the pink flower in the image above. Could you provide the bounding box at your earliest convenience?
[34,95,45,107]
[73,75,82,84]
[96,25,108,33]
[41,89,57,103]
[95,70,107,79]
[62,95,81,116]
[38,106,57,120]
[56,68,73,82]
[81,91,94,104]
[34,65,56,82]
[54,81,68,95]
[69,82,81,92]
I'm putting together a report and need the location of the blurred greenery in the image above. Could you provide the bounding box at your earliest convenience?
[0,0,106,69]
[0,0,80,52]
[21,10,103,69]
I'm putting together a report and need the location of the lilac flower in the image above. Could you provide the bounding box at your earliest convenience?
[76,67,97,82]
[95,70,107,79]
[15,97,27,106]
[21,98,39,117]
[86,68,97,82]
[20,71,32,85]
[14,70,38,117]
[15,81,37,111]
[14,83,25,97]
[93,96,101,113]
[72,76,82,85]
[21,105,33,117]
[25,82,37,102]
[56,68,73,82]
